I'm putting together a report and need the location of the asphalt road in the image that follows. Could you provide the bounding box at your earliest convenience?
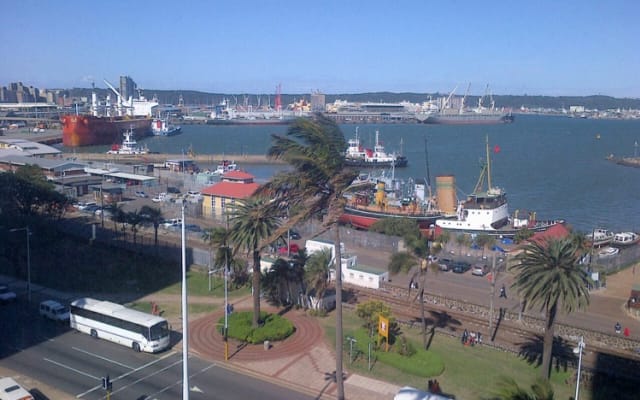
[0,298,313,400]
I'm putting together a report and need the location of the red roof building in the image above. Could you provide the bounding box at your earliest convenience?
[201,172,260,219]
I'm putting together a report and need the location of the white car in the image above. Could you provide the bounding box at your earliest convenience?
[471,264,489,276]
[152,192,167,203]
[0,377,33,400]
[39,300,70,321]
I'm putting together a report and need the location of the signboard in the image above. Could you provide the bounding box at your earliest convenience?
[378,315,389,351]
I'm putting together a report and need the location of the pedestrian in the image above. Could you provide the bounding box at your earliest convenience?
[624,327,630,337]
[499,284,507,298]
[477,331,482,344]
[615,322,622,334]
[462,329,469,345]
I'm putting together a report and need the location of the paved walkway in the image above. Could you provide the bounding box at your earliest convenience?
[187,296,401,400]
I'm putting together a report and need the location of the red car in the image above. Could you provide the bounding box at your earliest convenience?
[278,243,300,255]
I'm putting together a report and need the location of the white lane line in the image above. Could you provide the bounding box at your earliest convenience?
[76,352,182,399]
[43,358,100,380]
[72,347,135,370]
[122,360,218,399]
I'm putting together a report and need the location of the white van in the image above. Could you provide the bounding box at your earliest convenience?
[162,218,182,228]
[0,377,33,400]
[39,300,70,321]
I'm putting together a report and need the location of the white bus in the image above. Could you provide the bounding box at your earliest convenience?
[70,297,170,353]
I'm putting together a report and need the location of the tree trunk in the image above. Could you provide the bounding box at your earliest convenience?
[541,304,557,379]
[334,226,344,400]
[252,251,261,327]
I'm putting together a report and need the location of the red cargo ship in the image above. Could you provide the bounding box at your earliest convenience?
[61,115,152,147]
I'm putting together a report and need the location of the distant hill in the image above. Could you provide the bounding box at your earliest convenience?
[63,88,640,111]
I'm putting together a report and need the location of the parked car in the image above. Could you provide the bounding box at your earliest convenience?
[452,261,471,274]
[135,190,148,198]
[185,224,201,233]
[278,243,300,255]
[0,377,34,400]
[77,201,97,211]
[162,218,182,228]
[83,204,100,213]
[167,186,180,194]
[152,192,167,203]
[438,258,452,272]
[0,285,17,303]
[288,230,301,240]
[39,300,70,321]
[471,263,489,276]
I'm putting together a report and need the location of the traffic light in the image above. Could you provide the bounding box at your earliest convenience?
[102,375,112,391]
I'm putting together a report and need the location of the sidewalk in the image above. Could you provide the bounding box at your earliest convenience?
[187,295,401,400]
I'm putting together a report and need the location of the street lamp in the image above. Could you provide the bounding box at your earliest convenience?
[9,226,31,302]
[181,200,189,399]
[574,336,585,400]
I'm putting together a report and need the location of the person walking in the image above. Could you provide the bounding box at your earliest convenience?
[499,284,507,298]
[615,322,622,334]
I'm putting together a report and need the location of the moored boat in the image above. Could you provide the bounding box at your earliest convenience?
[61,76,157,147]
[612,232,640,246]
[213,160,238,175]
[344,129,408,168]
[435,136,563,237]
[585,228,614,247]
[106,129,149,155]
[340,171,447,231]
[62,115,152,147]
[151,116,182,136]
[598,246,620,258]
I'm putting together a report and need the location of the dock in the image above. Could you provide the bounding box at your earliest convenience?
[63,152,282,165]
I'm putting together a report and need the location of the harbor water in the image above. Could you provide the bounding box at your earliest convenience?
[61,114,640,234]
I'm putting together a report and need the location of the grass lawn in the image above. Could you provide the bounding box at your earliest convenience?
[318,308,584,400]
[158,270,251,298]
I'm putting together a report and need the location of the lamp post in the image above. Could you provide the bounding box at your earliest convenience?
[574,336,585,400]
[181,200,189,399]
[224,214,230,361]
[9,226,31,302]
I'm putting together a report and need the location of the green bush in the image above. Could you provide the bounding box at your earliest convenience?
[218,311,295,344]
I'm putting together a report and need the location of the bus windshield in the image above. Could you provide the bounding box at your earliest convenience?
[149,321,170,341]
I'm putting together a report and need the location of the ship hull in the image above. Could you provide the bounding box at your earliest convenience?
[62,115,152,147]
[434,219,565,238]
[340,206,443,230]
[424,113,514,125]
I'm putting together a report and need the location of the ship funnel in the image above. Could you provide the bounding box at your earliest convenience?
[436,175,457,215]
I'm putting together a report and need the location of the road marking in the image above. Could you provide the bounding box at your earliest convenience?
[43,357,100,380]
[76,352,178,398]
[72,346,135,370]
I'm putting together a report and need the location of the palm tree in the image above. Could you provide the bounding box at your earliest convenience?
[510,236,591,379]
[256,114,358,399]
[126,210,143,245]
[228,196,280,327]
[140,205,163,247]
[490,377,555,400]
[304,249,331,310]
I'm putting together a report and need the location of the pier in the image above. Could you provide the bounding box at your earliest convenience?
[63,152,282,165]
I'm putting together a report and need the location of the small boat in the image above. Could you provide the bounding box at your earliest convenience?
[213,160,238,175]
[344,128,408,168]
[598,246,620,258]
[151,116,182,136]
[612,232,640,246]
[585,228,614,247]
[106,128,149,155]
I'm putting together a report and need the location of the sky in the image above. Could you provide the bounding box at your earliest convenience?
[2,0,639,98]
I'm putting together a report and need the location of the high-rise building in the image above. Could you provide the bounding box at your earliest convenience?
[310,91,326,112]
[119,76,136,100]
